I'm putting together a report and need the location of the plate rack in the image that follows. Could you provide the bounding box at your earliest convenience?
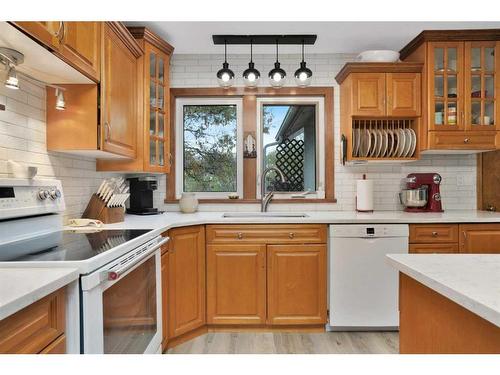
[350,119,418,160]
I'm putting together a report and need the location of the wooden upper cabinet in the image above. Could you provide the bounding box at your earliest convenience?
[58,22,101,81]
[14,21,62,50]
[167,225,206,338]
[207,244,267,325]
[267,244,327,325]
[459,223,500,254]
[101,22,140,158]
[427,41,465,131]
[400,30,500,151]
[387,73,421,116]
[351,73,386,116]
[96,26,174,173]
[464,41,499,132]
[14,22,101,82]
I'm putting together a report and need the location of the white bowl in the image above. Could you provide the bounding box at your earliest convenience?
[357,50,400,62]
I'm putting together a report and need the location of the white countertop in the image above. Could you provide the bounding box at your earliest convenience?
[101,210,500,232]
[0,267,79,320]
[386,254,500,327]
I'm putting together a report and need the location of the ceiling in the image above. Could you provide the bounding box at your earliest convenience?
[125,21,500,55]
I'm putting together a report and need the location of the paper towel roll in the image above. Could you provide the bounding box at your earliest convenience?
[356,179,374,212]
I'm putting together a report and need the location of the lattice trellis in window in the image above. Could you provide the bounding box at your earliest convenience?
[269,139,304,191]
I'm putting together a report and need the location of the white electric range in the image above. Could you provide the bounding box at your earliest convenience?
[0,178,167,354]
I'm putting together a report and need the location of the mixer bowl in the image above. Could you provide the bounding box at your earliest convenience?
[399,188,428,207]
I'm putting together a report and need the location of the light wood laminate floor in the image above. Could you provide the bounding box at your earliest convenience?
[167,332,399,354]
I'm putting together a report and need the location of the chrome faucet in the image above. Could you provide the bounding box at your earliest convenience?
[260,166,286,212]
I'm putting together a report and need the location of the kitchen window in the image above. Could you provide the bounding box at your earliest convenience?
[175,98,243,199]
[256,97,325,199]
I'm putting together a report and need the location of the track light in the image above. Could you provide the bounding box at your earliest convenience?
[5,64,19,90]
[216,41,234,88]
[55,89,66,110]
[295,42,313,87]
[243,41,260,88]
[268,41,286,88]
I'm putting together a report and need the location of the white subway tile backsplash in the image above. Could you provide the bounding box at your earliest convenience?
[0,78,122,221]
[164,52,478,212]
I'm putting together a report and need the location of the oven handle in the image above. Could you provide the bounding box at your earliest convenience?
[106,236,169,281]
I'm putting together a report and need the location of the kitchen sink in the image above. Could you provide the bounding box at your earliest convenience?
[222,212,309,218]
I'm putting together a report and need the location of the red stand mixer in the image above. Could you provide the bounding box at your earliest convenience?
[399,173,444,213]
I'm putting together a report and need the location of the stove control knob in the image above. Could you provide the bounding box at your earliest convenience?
[49,189,62,200]
[38,190,49,200]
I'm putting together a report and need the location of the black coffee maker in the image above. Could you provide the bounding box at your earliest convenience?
[126,177,163,215]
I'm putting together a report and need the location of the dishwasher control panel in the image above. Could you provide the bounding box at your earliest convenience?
[329,224,409,238]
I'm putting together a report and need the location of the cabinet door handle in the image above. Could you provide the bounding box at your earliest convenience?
[464,138,470,144]
[289,232,295,239]
[105,122,111,141]
[54,21,64,41]
[169,153,173,166]
[237,232,243,240]
[431,231,438,237]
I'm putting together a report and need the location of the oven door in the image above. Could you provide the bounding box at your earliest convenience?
[81,236,168,354]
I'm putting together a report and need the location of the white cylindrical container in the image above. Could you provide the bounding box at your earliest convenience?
[179,193,198,213]
[356,177,374,212]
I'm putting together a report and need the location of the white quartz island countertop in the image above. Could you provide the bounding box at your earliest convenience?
[386,254,500,327]
[0,267,79,320]
[101,210,500,232]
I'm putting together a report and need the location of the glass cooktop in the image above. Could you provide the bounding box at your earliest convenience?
[0,229,152,262]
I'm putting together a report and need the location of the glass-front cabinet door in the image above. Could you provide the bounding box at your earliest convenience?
[428,42,464,131]
[465,41,499,131]
[146,44,170,172]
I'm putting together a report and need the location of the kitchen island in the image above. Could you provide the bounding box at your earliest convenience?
[387,254,500,354]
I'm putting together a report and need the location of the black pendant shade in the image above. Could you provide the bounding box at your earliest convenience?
[216,41,235,87]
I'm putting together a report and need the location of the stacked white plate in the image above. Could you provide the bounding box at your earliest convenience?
[352,128,416,158]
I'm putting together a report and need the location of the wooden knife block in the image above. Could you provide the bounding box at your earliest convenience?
[82,194,125,224]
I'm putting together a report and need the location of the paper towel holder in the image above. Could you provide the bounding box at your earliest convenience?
[356,174,374,213]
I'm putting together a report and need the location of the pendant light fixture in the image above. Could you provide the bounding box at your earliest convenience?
[294,41,313,87]
[216,41,235,88]
[268,41,286,88]
[242,41,260,88]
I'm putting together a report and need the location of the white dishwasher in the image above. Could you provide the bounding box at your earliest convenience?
[328,224,408,331]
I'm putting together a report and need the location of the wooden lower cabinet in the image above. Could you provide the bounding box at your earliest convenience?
[161,251,169,350]
[409,243,459,254]
[0,288,66,354]
[167,225,206,339]
[40,334,66,354]
[267,244,327,325]
[409,223,500,254]
[207,244,266,325]
[399,274,500,354]
[459,223,500,254]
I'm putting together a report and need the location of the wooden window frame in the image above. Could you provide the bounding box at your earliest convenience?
[166,87,336,204]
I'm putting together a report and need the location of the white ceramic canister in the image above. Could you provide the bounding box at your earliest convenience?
[179,193,198,213]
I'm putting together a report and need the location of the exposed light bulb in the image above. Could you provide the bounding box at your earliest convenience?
[221,72,230,82]
[247,72,256,82]
[273,72,282,82]
[299,72,308,81]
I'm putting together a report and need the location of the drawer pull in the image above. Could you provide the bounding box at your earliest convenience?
[432,231,438,237]
[289,232,295,239]
[464,138,470,144]
[237,232,243,240]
